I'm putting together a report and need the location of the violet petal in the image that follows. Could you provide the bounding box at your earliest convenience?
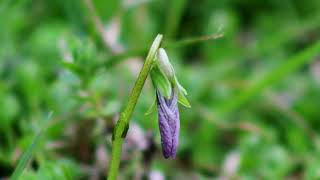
[156,90,180,158]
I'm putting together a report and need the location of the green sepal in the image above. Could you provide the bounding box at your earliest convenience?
[174,76,188,95]
[178,89,191,108]
[150,65,172,99]
[145,93,157,115]
[173,76,190,107]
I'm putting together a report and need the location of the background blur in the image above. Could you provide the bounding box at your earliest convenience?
[1,0,320,179]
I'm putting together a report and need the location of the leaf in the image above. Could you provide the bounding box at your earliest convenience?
[61,61,81,75]
[10,112,53,180]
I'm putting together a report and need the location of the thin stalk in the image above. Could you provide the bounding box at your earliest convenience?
[107,34,163,180]
[83,0,122,54]
[164,0,187,38]
[163,33,224,49]
[102,33,224,68]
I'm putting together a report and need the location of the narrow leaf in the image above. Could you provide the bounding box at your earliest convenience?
[11,112,53,180]
[218,40,320,115]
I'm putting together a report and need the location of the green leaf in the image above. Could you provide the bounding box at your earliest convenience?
[10,112,53,180]
[178,89,191,108]
[150,66,172,98]
[61,61,81,75]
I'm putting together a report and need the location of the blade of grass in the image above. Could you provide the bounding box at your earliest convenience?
[217,40,320,116]
[10,112,53,180]
[164,0,187,38]
[254,14,320,55]
[83,0,123,54]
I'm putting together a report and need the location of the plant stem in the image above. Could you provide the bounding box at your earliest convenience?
[83,0,123,54]
[102,33,224,68]
[107,34,163,180]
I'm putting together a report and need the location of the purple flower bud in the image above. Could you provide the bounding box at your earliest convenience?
[156,90,180,158]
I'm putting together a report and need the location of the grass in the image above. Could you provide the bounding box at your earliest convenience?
[217,40,320,116]
[10,112,53,180]
[1,0,320,179]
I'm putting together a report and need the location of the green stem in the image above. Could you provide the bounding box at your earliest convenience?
[102,33,224,68]
[107,34,163,180]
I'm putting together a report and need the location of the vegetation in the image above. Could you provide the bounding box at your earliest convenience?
[1,0,320,179]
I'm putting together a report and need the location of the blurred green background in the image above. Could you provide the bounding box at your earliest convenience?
[1,0,320,179]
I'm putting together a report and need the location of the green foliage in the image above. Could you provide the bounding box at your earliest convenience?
[1,0,320,179]
[11,113,53,180]
[22,159,82,180]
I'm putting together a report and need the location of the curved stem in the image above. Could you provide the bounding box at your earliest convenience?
[107,34,163,180]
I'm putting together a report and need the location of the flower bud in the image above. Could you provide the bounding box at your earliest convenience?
[157,48,175,82]
[156,90,179,158]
